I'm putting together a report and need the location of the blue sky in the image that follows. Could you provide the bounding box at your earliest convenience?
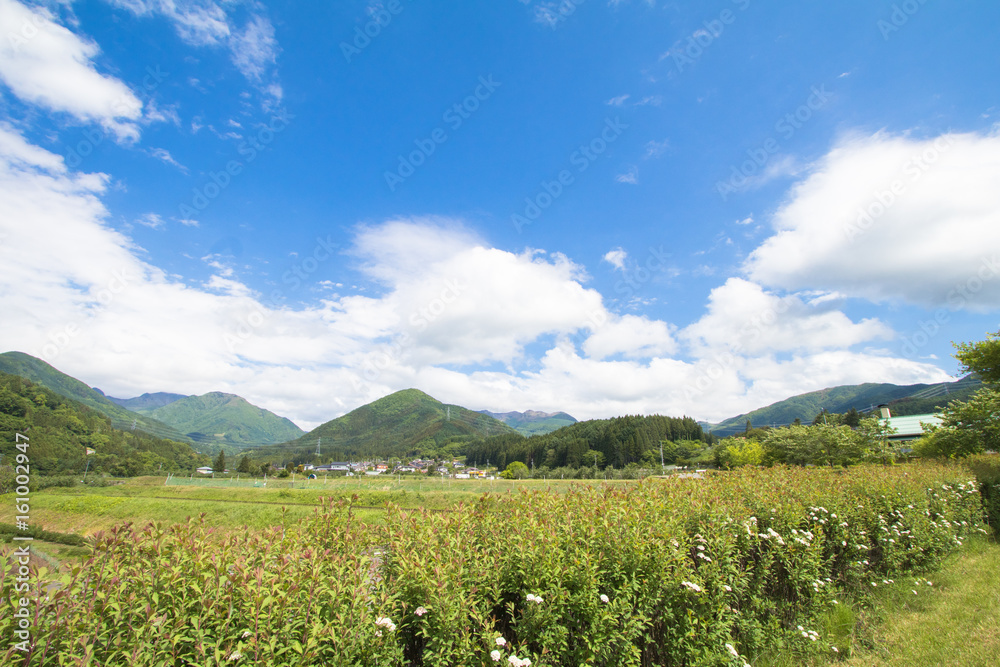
[1,0,999,429]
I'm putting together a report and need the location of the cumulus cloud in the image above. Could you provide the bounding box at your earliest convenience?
[745,130,1000,310]
[680,278,893,357]
[602,247,627,271]
[0,0,142,141]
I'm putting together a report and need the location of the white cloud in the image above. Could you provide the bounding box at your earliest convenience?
[229,14,278,84]
[0,0,142,141]
[615,166,638,184]
[606,94,630,106]
[680,278,893,357]
[135,212,164,229]
[149,147,186,171]
[745,130,1000,310]
[583,314,677,359]
[602,247,627,271]
[735,214,754,225]
[644,139,669,158]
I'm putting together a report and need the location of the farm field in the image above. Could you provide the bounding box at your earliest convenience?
[0,474,624,537]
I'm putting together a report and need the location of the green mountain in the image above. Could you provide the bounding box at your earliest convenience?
[0,370,207,477]
[107,392,187,411]
[253,388,516,463]
[710,376,982,435]
[0,352,190,443]
[478,409,578,436]
[136,392,304,447]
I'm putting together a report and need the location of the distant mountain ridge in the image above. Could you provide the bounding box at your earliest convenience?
[108,392,187,411]
[134,391,305,447]
[0,352,304,454]
[478,409,577,436]
[711,376,981,435]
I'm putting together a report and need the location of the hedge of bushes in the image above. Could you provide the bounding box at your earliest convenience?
[1,464,988,666]
[965,453,1000,536]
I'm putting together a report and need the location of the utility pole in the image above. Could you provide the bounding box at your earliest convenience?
[659,440,665,474]
[315,437,321,457]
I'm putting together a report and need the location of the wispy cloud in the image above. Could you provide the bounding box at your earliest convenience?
[615,166,639,184]
[149,147,187,172]
[644,139,669,158]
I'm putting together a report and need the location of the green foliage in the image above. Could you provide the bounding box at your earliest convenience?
[467,414,709,472]
[914,387,1000,458]
[214,450,226,473]
[501,461,529,479]
[718,437,764,468]
[964,454,1000,536]
[762,423,866,466]
[954,329,1000,384]
[0,465,987,666]
[237,455,252,473]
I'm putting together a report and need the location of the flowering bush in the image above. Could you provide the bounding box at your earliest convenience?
[0,464,987,666]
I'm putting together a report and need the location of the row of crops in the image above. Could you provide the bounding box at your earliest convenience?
[1,462,994,666]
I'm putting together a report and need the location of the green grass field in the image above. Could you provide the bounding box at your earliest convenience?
[1,475,615,537]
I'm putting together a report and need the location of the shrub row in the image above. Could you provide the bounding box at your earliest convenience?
[965,453,1000,536]
[1,464,988,666]
[0,523,88,547]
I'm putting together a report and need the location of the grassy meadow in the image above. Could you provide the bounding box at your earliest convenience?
[0,474,618,537]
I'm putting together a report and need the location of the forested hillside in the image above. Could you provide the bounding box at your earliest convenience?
[0,352,190,442]
[464,414,711,471]
[0,371,207,477]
